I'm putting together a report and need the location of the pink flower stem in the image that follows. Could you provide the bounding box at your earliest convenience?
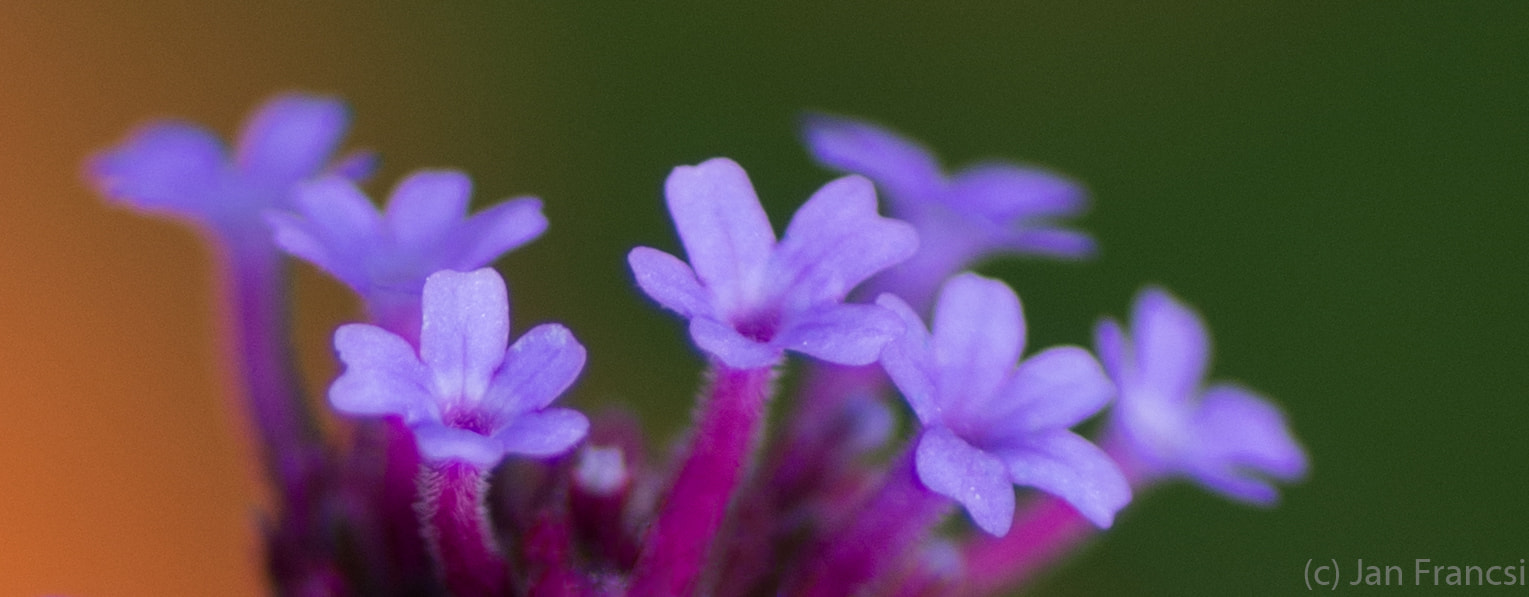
[628,364,776,597]
[791,448,952,597]
[419,461,513,597]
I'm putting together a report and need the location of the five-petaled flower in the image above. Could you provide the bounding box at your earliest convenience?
[329,268,589,468]
[1095,287,1308,504]
[88,93,372,246]
[877,273,1130,535]
[804,115,1093,309]
[268,170,546,336]
[628,157,918,369]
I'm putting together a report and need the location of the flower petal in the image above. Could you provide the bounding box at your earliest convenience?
[992,346,1114,434]
[384,170,472,251]
[493,408,590,458]
[689,317,781,369]
[628,247,711,318]
[419,269,510,402]
[664,158,776,313]
[996,227,1097,260]
[88,122,227,218]
[235,93,350,186]
[772,174,918,308]
[916,427,1015,536]
[281,176,386,289]
[996,430,1130,528]
[875,293,939,425]
[944,163,1087,225]
[330,323,435,422]
[932,274,1024,414]
[1093,318,1129,386]
[1131,287,1210,401]
[775,303,903,366]
[484,323,586,418]
[451,196,548,269]
[412,422,505,468]
[1186,384,1308,504]
[802,114,944,204]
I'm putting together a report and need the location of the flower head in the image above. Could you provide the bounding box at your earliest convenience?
[628,157,918,369]
[1096,287,1308,504]
[268,170,546,336]
[329,268,588,469]
[877,273,1129,535]
[88,93,371,246]
[804,115,1092,308]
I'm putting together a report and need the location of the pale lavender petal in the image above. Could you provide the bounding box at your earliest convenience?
[997,227,1097,259]
[330,323,435,422]
[419,269,509,402]
[628,247,711,318]
[267,211,351,285]
[996,430,1131,528]
[916,426,1015,536]
[1188,384,1308,504]
[1093,318,1129,386]
[689,317,780,369]
[772,174,918,308]
[932,274,1024,412]
[385,170,472,250]
[483,323,586,418]
[328,149,380,182]
[493,408,590,458]
[1001,347,1113,430]
[451,196,548,269]
[775,303,903,366]
[665,158,775,312]
[413,422,505,468]
[875,293,939,424]
[1132,288,1210,400]
[945,163,1087,224]
[283,177,386,288]
[88,122,227,217]
[236,94,349,186]
[802,114,944,203]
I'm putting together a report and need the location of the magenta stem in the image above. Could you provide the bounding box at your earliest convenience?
[419,461,513,597]
[628,364,775,597]
[791,448,952,597]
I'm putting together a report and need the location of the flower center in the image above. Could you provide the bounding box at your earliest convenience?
[734,309,782,343]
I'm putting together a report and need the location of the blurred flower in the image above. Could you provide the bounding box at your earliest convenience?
[628,157,917,369]
[878,273,1129,535]
[268,170,545,336]
[1096,287,1308,503]
[804,115,1091,308]
[88,93,370,246]
[329,268,587,469]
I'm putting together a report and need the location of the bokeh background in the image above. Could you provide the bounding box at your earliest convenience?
[1,3,1525,595]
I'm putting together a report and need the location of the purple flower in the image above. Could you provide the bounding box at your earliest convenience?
[877,273,1129,535]
[628,157,918,369]
[804,115,1093,308]
[329,268,588,468]
[267,170,546,334]
[88,93,371,244]
[1096,287,1308,504]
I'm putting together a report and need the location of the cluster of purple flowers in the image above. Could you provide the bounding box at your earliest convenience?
[88,94,1307,596]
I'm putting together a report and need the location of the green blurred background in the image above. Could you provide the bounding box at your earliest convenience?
[1,2,1524,595]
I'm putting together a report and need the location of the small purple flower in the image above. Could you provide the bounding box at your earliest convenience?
[329,268,588,469]
[88,93,371,244]
[628,157,918,369]
[877,273,1129,535]
[1096,287,1308,504]
[804,115,1093,308]
[267,170,546,334]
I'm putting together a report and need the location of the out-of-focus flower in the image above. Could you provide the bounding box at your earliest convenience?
[804,115,1091,308]
[628,157,917,369]
[268,170,545,335]
[88,93,371,245]
[1096,287,1308,504]
[878,273,1129,535]
[329,268,587,469]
